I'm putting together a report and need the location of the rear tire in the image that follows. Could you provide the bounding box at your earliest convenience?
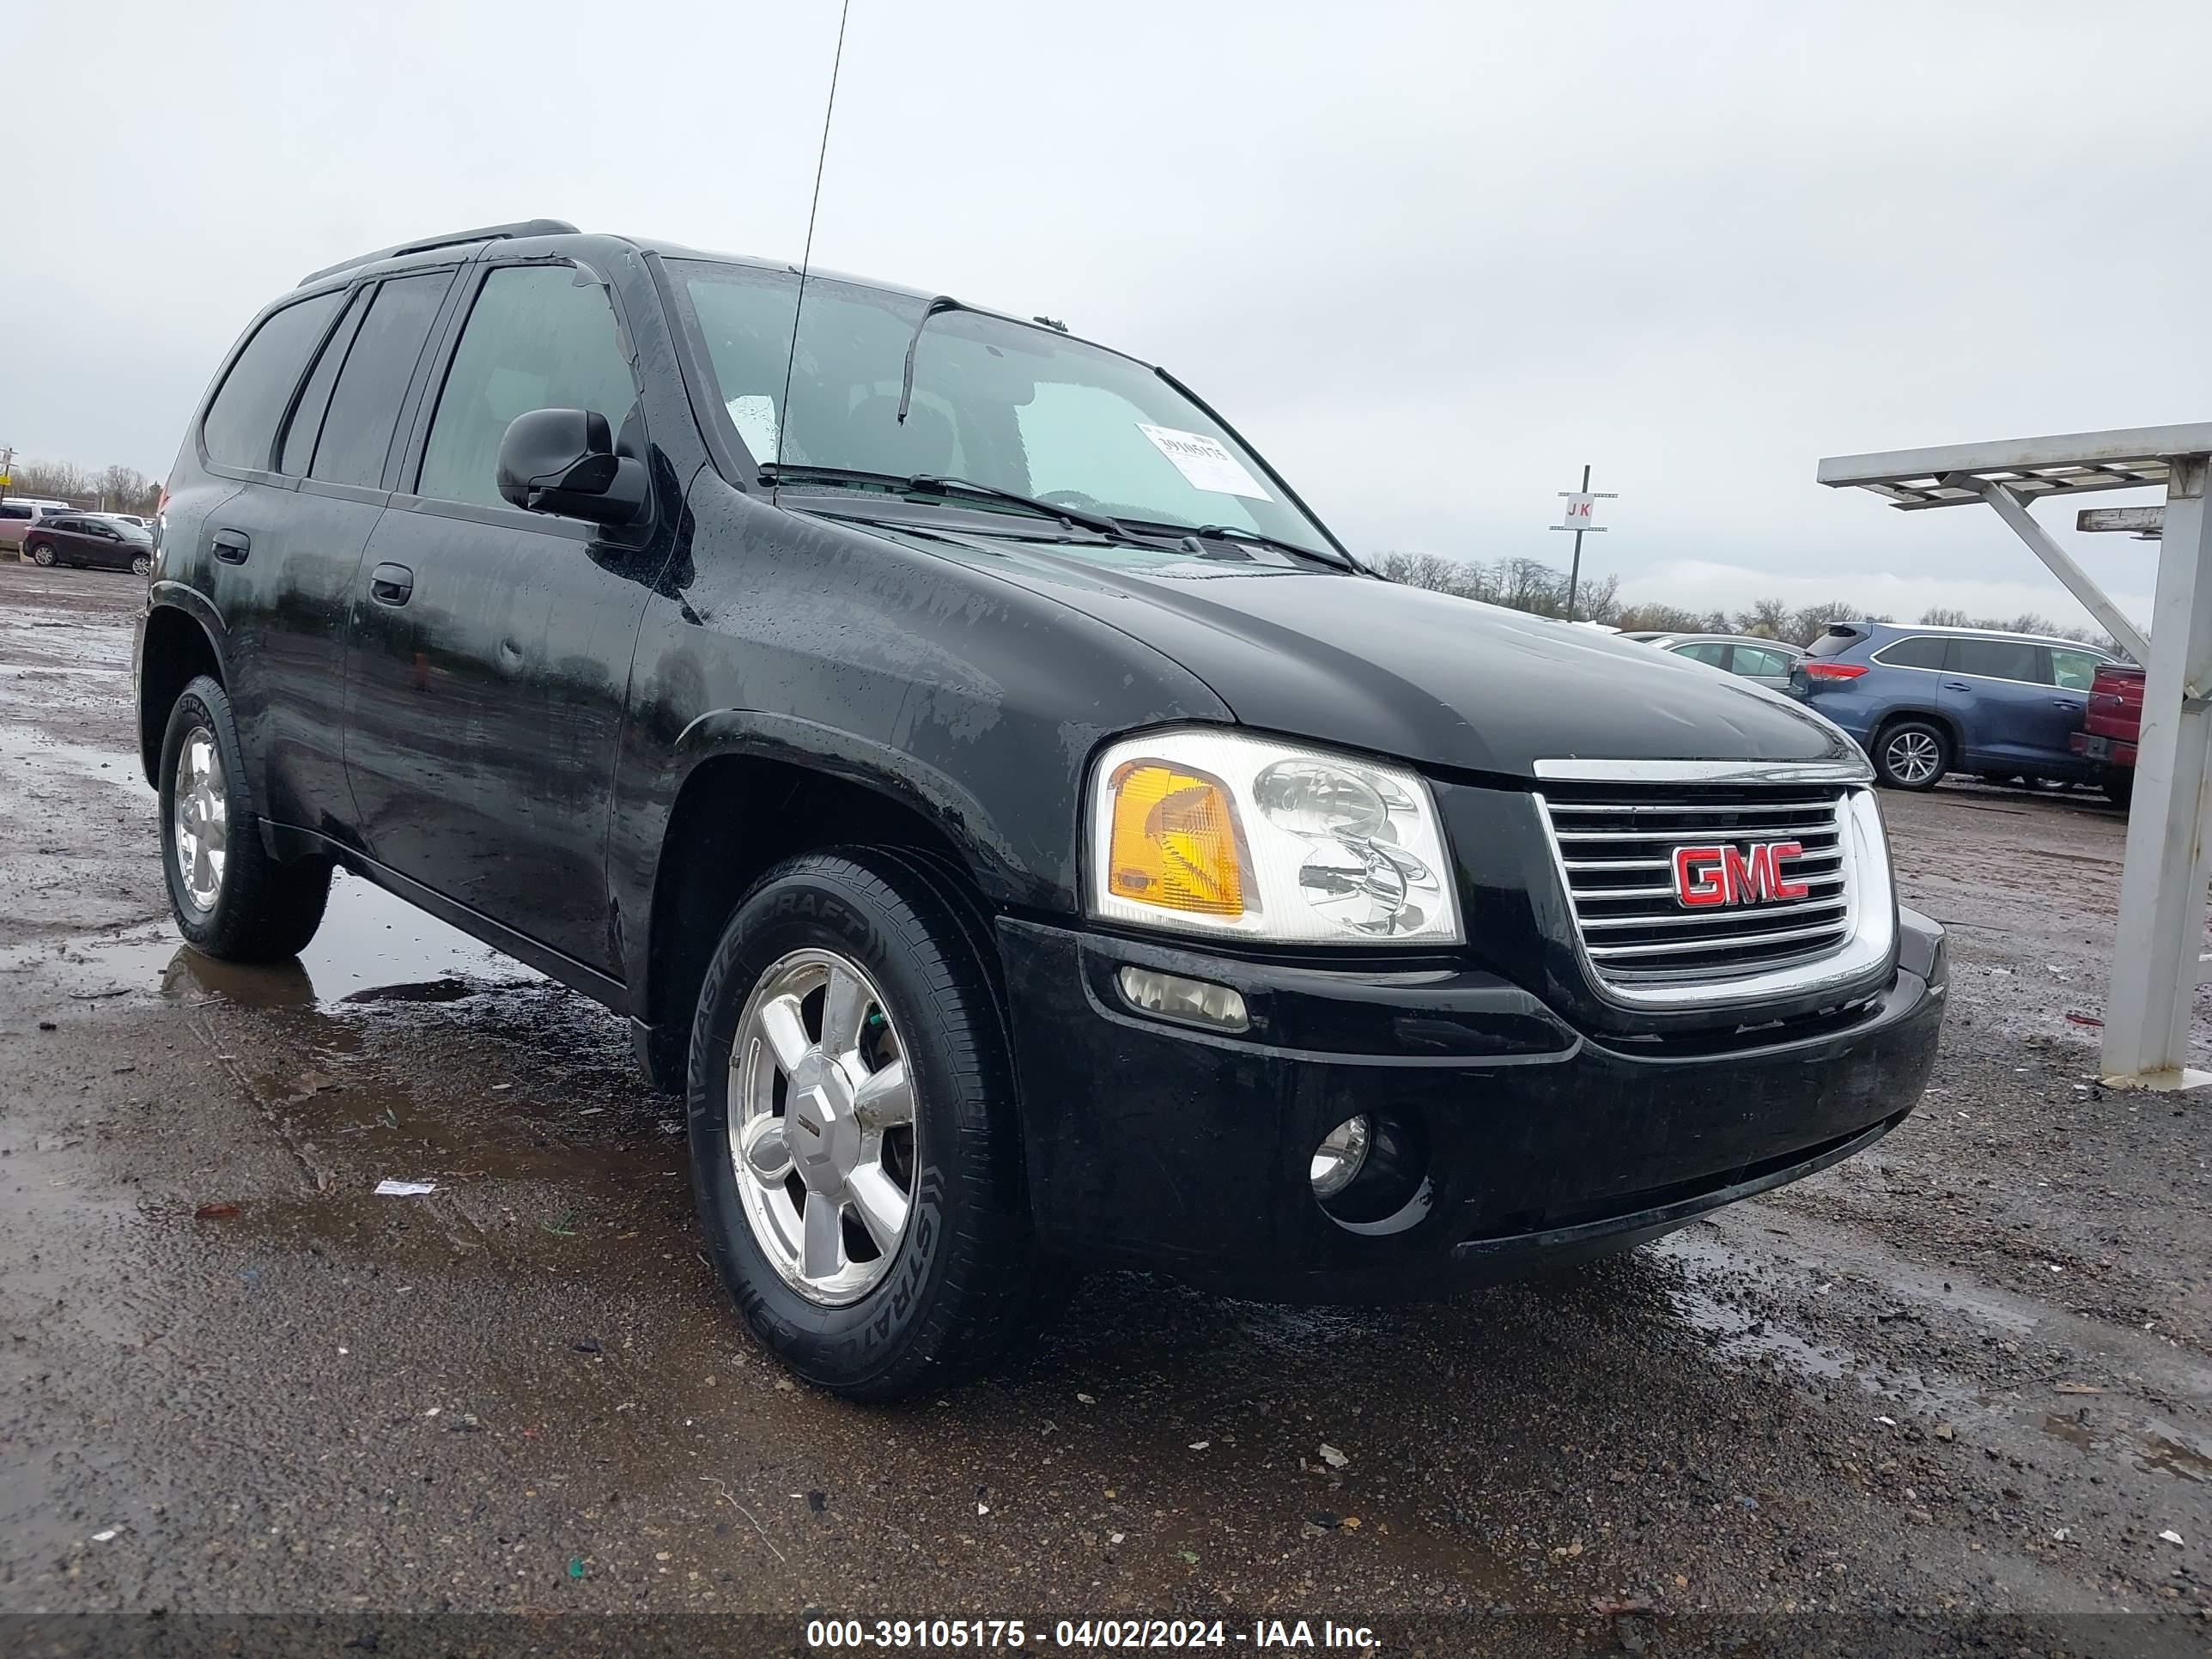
[158,675,331,961]
[687,848,1060,1399]
[131,554,152,577]
[1873,719,1948,791]
[30,543,53,567]
[2103,769,2134,809]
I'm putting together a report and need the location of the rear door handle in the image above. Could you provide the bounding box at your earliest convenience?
[211,529,250,563]
[369,562,414,605]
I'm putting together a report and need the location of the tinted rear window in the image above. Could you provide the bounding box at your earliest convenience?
[0,504,27,521]
[280,285,370,476]
[1805,625,1863,659]
[308,272,452,488]
[1952,637,2045,684]
[202,290,345,471]
[1876,635,1948,670]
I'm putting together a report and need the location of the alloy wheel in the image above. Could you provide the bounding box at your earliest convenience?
[1885,729,1941,785]
[727,948,918,1305]
[171,726,229,913]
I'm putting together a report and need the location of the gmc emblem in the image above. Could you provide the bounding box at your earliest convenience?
[1672,842,1809,908]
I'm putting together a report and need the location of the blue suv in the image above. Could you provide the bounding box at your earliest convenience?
[1790,622,2113,792]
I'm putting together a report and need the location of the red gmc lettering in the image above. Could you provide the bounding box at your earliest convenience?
[1672,845,1730,908]
[1746,841,1808,901]
[1672,841,1808,907]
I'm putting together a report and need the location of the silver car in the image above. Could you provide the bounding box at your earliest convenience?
[1642,633,1806,691]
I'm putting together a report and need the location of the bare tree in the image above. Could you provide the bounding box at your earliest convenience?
[1733,597,1791,639]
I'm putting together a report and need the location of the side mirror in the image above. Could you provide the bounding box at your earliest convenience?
[495,408,648,526]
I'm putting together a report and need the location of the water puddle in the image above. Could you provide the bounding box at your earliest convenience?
[2041,1411,2096,1452]
[1655,1224,1980,1412]
[6,869,539,1010]
[2136,1431,2212,1483]
[0,725,145,787]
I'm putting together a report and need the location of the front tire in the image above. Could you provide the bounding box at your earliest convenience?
[687,849,1057,1399]
[158,675,332,960]
[1874,719,1948,791]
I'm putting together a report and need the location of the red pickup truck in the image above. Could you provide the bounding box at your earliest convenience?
[2070,663,2144,806]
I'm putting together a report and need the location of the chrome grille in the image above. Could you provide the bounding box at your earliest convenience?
[1538,784,1857,986]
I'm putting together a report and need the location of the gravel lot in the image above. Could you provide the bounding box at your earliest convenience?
[2,562,2207,1656]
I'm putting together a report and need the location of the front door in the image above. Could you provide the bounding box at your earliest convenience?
[343,259,664,973]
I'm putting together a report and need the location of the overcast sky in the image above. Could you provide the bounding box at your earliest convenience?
[8,0,2207,627]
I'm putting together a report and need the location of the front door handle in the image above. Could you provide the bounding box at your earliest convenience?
[211,528,250,563]
[369,562,415,605]
[1941,680,1970,691]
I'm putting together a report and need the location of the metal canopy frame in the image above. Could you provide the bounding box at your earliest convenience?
[1819,423,2212,1090]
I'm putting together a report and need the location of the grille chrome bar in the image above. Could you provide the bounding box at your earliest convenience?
[1580,897,1849,933]
[1550,822,1840,843]
[1545,799,1856,817]
[1532,772,1897,1011]
[1587,918,1852,957]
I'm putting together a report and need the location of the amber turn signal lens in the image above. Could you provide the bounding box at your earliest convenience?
[1106,762,1247,917]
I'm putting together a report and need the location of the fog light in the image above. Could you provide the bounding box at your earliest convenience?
[1116,965,1249,1032]
[1309,1115,1372,1198]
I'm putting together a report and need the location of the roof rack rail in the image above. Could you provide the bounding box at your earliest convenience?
[297,219,580,287]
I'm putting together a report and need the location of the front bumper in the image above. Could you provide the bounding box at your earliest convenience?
[996,908,1945,1300]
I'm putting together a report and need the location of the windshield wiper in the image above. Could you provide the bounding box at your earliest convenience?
[1121,518,1364,574]
[758,465,1128,538]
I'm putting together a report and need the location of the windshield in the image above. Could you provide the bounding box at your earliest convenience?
[675,260,1334,555]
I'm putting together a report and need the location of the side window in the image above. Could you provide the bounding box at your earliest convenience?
[2050,648,2102,692]
[1876,635,1948,670]
[0,504,28,523]
[1733,646,1792,678]
[201,290,345,471]
[417,264,637,510]
[307,273,453,489]
[279,285,371,476]
[1672,641,1730,667]
[1951,637,2043,684]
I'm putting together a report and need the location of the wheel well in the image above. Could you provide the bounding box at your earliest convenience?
[138,607,223,787]
[638,757,989,1092]
[1871,707,1960,759]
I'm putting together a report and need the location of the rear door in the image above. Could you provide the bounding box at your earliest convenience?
[1938,635,2064,771]
[1726,642,1798,690]
[213,268,459,837]
[2035,647,2106,775]
[343,258,662,973]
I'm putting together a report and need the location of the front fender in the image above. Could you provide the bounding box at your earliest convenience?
[661,708,1028,903]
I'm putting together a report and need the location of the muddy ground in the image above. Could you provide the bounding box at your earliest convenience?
[1,562,2207,1656]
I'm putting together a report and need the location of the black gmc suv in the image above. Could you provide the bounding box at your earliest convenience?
[137,220,1946,1397]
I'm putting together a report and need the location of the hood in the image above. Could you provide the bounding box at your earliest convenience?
[830,511,1858,779]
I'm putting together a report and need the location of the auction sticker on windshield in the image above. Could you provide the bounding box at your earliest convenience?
[1137,424,1273,500]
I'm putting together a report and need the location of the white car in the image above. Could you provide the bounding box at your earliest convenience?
[0,499,78,554]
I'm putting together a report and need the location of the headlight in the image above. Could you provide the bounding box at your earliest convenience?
[1086,728,1461,945]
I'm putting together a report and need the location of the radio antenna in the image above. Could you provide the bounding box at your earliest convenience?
[772,0,853,478]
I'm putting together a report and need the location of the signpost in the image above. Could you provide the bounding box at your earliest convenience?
[1552,465,1617,621]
